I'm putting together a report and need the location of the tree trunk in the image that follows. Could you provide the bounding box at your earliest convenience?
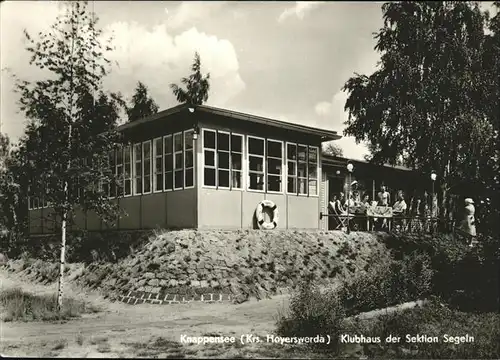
[57,189,68,312]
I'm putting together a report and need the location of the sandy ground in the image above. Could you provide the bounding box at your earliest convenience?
[0,268,322,359]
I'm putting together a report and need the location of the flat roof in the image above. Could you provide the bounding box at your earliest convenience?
[322,154,413,172]
[117,104,342,141]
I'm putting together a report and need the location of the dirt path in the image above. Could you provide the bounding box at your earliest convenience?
[1,269,307,358]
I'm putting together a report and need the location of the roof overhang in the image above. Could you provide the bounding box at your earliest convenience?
[117,104,342,141]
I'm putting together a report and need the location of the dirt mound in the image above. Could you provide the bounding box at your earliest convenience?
[4,230,391,302]
[81,230,390,300]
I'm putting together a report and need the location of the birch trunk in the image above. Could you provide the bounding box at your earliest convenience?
[57,201,68,311]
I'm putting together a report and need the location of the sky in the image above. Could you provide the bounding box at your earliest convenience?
[2,1,493,160]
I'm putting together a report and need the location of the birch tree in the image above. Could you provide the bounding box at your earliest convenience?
[14,1,122,311]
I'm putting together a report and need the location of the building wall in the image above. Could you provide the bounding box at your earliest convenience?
[198,189,319,229]
[30,188,197,234]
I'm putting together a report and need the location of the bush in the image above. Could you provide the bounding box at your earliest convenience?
[0,288,100,322]
[339,252,433,316]
[347,299,500,359]
[276,280,345,354]
[382,233,499,312]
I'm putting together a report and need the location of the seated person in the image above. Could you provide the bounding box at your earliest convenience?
[335,192,347,214]
[377,185,390,207]
[393,191,407,216]
[362,194,371,208]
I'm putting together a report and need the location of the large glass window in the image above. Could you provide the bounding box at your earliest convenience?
[308,146,318,195]
[153,137,163,192]
[133,143,142,195]
[203,130,243,189]
[108,149,116,198]
[124,145,132,196]
[173,132,183,189]
[116,146,124,197]
[231,134,243,189]
[267,140,283,192]
[184,130,194,188]
[248,136,265,191]
[203,129,216,187]
[287,142,319,196]
[142,141,152,193]
[164,135,173,190]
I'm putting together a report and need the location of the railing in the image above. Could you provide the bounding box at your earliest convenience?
[320,212,456,234]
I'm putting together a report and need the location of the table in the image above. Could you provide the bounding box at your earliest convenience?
[366,206,393,231]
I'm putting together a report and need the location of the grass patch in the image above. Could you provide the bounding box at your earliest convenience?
[90,336,109,345]
[345,300,500,359]
[51,339,67,351]
[0,288,101,322]
[75,332,84,346]
[97,343,112,353]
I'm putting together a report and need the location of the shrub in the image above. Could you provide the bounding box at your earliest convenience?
[349,299,500,359]
[276,280,345,354]
[0,288,100,322]
[338,252,433,316]
[382,233,499,312]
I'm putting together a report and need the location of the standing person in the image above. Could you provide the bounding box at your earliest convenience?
[393,190,407,231]
[377,185,391,207]
[459,198,477,245]
[393,190,407,215]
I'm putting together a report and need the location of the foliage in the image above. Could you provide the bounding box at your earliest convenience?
[322,142,343,157]
[276,280,345,354]
[338,252,433,316]
[12,1,123,228]
[10,230,152,263]
[382,233,500,312]
[342,1,500,219]
[126,81,159,122]
[345,300,500,359]
[0,287,100,322]
[170,52,210,106]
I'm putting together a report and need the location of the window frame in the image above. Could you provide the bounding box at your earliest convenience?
[123,145,133,197]
[266,138,284,194]
[216,130,231,190]
[184,129,195,189]
[153,137,164,193]
[133,143,143,196]
[247,135,266,193]
[230,133,244,190]
[202,128,217,189]
[286,141,319,197]
[115,145,124,198]
[307,145,319,197]
[142,140,152,194]
[163,134,173,192]
[173,132,184,191]
[107,149,116,199]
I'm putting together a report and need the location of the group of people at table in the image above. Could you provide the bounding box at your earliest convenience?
[328,185,408,230]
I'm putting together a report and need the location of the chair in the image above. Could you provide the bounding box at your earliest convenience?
[332,200,355,231]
